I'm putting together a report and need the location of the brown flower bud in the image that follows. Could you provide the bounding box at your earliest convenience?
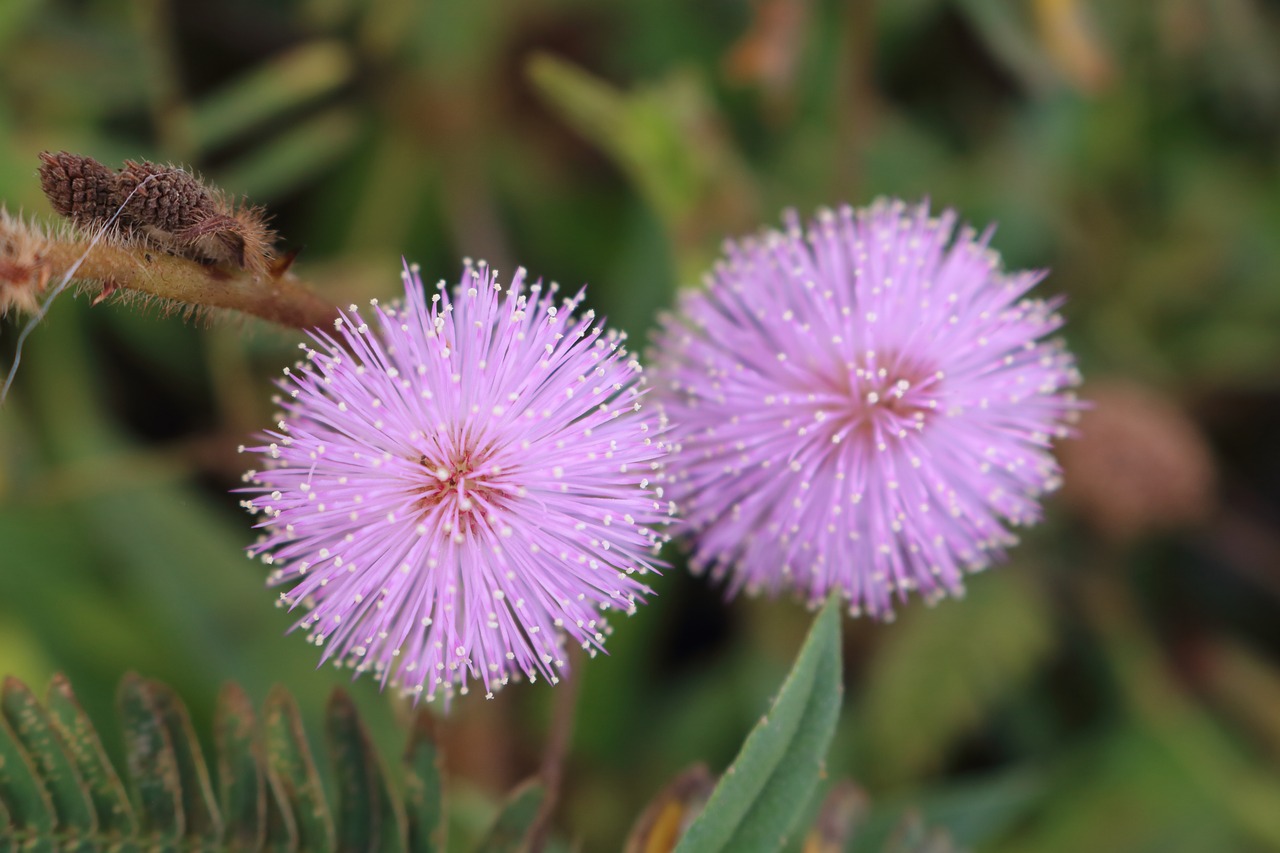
[37,152,121,227]
[1059,379,1216,541]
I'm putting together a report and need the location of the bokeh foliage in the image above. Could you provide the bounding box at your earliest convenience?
[2,0,1279,850]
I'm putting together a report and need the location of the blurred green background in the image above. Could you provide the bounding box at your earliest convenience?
[2,0,1280,850]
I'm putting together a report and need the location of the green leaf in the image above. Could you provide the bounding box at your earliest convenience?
[326,689,406,853]
[0,707,55,848]
[526,53,757,278]
[403,710,445,853]
[147,680,223,843]
[264,685,335,851]
[673,594,844,853]
[117,673,183,845]
[0,678,95,844]
[216,107,360,202]
[45,675,137,842]
[215,683,268,851]
[473,781,545,853]
[861,572,1055,783]
[187,40,356,154]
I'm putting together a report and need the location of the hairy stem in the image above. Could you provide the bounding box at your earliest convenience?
[2,213,339,330]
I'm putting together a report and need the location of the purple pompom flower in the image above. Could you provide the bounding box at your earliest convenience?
[241,261,669,701]
[652,199,1080,618]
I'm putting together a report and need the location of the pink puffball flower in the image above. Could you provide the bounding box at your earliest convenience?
[652,199,1081,618]
[241,261,670,702]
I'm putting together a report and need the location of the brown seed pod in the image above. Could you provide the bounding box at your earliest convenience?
[37,152,121,227]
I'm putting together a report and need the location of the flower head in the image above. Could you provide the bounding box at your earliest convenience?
[241,261,669,701]
[652,199,1080,618]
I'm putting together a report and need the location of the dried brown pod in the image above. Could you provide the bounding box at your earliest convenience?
[37,151,122,227]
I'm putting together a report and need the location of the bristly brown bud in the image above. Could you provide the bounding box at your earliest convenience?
[37,152,280,279]
[115,159,276,274]
[37,152,121,226]
[117,159,214,236]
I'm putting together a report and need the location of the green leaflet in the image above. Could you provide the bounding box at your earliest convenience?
[673,594,844,853]
[326,689,406,853]
[403,712,445,853]
[263,686,336,852]
[45,675,138,845]
[216,683,271,851]
[0,677,96,848]
[472,781,545,853]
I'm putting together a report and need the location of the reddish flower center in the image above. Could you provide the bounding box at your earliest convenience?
[807,351,942,447]
[413,442,515,524]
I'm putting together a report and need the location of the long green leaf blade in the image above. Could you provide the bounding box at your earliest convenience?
[326,689,405,853]
[673,594,844,853]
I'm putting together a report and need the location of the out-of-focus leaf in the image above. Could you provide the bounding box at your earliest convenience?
[879,813,961,853]
[1080,579,1280,849]
[215,683,268,851]
[861,572,1055,783]
[148,680,223,843]
[623,763,714,853]
[953,0,1059,94]
[188,40,356,154]
[801,780,866,853]
[0,678,95,842]
[217,107,360,202]
[0,707,55,843]
[264,685,335,851]
[404,710,445,853]
[990,726,1239,853]
[527,54,757,278]
[0,0,38,51]
[45,675,136,841]
[472,781,545,853]
[1200,639,1280,764]
[326,688,405,853]
[848,769,1044,853]
[673,594,843,853]
[117,673,183,844]
[1032,0,1113,93]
